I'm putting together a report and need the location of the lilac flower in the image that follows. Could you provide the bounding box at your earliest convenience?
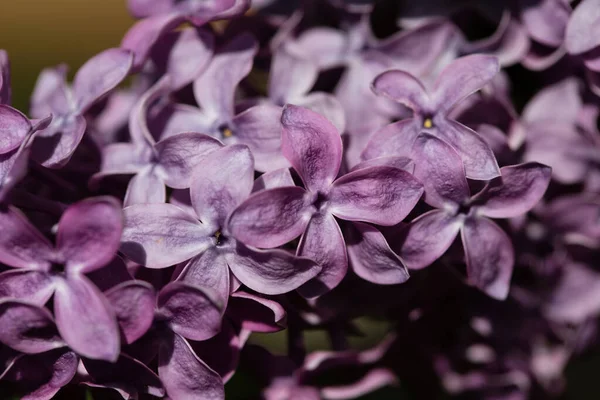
[120,144,321,302]
[228,105,424,296]
[156,33,288,171]
[94,130,223,206]
[106,279,224,399]
[122,0,248,70]
[0,299,164,399]
[396,133,551,299]
[362,54,501,180]
[0,198,123,361]
[29,49,133,168]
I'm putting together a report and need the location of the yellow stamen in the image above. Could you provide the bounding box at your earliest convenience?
[223,128,233,138]
[423,118,433,129]
[215,231,222,240]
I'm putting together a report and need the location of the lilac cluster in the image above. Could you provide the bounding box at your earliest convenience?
[0,0,599,398]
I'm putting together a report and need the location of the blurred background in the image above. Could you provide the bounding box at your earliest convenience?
[1,1,600,399]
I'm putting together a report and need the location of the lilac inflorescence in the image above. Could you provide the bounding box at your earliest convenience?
[0,0,599,398]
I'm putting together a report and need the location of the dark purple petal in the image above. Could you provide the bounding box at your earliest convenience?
[193,32,258,118]
[371,70,429,110]
[397,210,461,270]
[0,206,53,270]
[82,353,165,398]
[190,144,254,228]
[329,166,423,226]
[105,280,156,345]
[121,203,213,268]
[461,217,514,300]
[57,197,123,274]
[228,291,286,333]
[177,249,231,305]
[156,132,223,189]
[297,212,348,298]
[227,186,312,248]
[158,334,224,400]
[0,105,31,153]
[411,133,470,209]
[433,54,499,113]
[191,319,241,382]
[31,114,87,168]
[227,242,321,295]
[360,119,419,161]
[474,162,552,219]
[281,104,342,192]
[347,222,409,285]
[72,48,133,112]
[0,300,64,354]
[351,156,414,173]
[158,281,223,341]
[54,276,120,362]
[435,119,500,180]
[4,349,78,400]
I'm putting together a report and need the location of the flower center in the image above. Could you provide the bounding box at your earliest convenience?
[214,230,229,247]
[312,191,329,211]
[49,263,66,275]
[423,117,434,129]
[218,123,233,138]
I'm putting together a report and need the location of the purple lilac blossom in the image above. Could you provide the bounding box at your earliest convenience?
[1,0,600,398]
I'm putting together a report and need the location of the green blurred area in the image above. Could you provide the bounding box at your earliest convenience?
[0,0,134,112]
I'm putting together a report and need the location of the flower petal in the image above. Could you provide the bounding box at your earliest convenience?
[228,291,287,333]
[475,162,552,219]
[190,144,254,228]
[57,197,123,274]
[565,0,600,55]
[371,70,429,110]
[124,166,167,206]
[0,300,64,354]
[54,276,120,362]
[269,48,318,104]
[435,119,500,180]
[397,210,461,270]
[433,54,499,113]
[297,212,348,298]
[0,50,10,105]
[461,217,514,300]
[0,206,53,270]
[4,349,78,400]
[411,132,470,209]
[295,92,346,135]
[73,48,133,113]
[158,334,224,400]
[252,168,294,192]
[177,249,231,305]
[521,0,570,48]
[227,186,312,248]
[227,242,321,295]
[233,104,288,172]
[347,222,409,285]
[153,27,214,90]
[360,118,419,161]
[31,114,87,168]
[121,13,186,70]
[0,270,56,304]
[82,353,165,398]
[329,166,423,226]
[158,281,223,341]
[105,280,156,345]
[121,203,213,269]
[281,104,342,192]
[156,132,223,189]
[0,105,31,153]
[193,32,257,118]
[521,78,581,124]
